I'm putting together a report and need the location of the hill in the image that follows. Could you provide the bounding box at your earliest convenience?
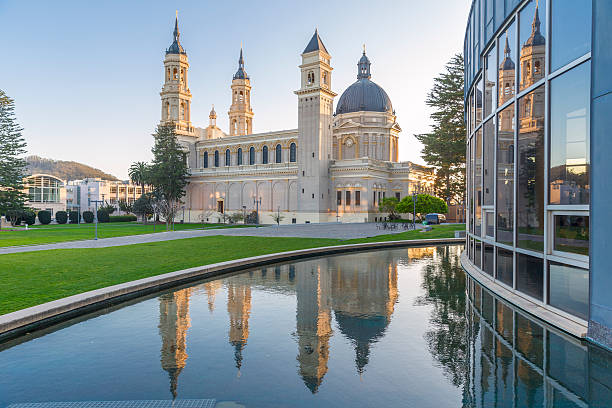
[25,156,118,181]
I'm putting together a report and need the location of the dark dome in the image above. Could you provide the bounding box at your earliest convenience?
[166,17,186,55]
[336,79,393,114]
[336,51,393,115]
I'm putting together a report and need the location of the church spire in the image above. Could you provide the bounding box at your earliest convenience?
[233,46,249,80]
[166,12,186,55]
[357,47,371,80]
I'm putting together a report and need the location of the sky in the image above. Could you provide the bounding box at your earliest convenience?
[1,0,471,180]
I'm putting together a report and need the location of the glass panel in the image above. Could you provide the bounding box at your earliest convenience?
[551,0,592,72]
[496,103,514,245]
[516,359,544,406]
[517,253,543,300]
[498,20,516,107]
[517,85,545,252]
[485,211,495,237]
[549,262,589,320]
[549,61,590,205]
[483,119,495,206]
[469,89,475,133]
[484,46,496,117]
[484,243,494,276]
[495,339,514,407]
[475,129,483,236]
[475,240,482,269]
[516,312,544,367]
[554,215,589,256]
[518,0,546,91]
[476,77,483,126]
[470,139,475,233]
[482,289,494,323]
[496,247,513,287]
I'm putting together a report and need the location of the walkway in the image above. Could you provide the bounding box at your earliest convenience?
[0,223,419,255]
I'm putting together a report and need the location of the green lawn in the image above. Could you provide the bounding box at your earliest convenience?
[0,224,464,315]
[0,222,246,247]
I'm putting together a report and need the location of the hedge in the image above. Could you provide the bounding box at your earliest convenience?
[83,211,94,223]
[55,211,68,224]
[97,210,110,223]
[21,210,36,226]
[109,215,137,222]
[38,210,52,225]
[69,211,81,224]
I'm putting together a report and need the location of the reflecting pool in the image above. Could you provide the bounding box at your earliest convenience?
[1,245,610,407]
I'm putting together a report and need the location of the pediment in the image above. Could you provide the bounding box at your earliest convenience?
[335,119,361,129]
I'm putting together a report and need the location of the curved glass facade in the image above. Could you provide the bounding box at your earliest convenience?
[463,0,592,324]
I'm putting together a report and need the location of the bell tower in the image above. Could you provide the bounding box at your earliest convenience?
[295,30,337,222]
[228,47,254,136]
[160,14,195,138]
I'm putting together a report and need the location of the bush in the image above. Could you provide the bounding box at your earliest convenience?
[69,211,81,224]
[97,210,110,223]
[38,210,52,225]
[83,211,94,223]
[55,211,68,224]
[109,215,137,222]
[21,210,36,225]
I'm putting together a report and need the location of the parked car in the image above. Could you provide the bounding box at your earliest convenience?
[425,213,446,224]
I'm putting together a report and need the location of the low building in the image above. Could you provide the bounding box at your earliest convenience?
[23,174,66,216]
[66,178,150,214]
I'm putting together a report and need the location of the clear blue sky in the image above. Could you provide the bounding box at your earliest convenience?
[1,0,471,179]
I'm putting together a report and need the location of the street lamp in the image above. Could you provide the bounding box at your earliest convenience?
[412,191,418,231]
[253,197,262,226]
[242,205,246,224]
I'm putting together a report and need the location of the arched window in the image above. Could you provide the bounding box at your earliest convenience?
[534,60,541,74]
[203,151,208,168]
[290,143,297,162]
[214,150,219,167]
[249,147,255,165]
[239,91,244,102]
[225,149,231,166]
[237,148,243,165]
[508,144,514,163]
[262,146,269,164]
[232,120,237,134]
[167,68,171,81]
[165,102,170,119]
[275,144,282,163]
[173,68,178,80]
[180,102,185,120]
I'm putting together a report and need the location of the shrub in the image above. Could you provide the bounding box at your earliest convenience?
[83,211,94,223]
[38,210,52,225]
[21,210,36,225]
[109,215,137,222]
[55,211,68,224]
[97,210,110,223]
[69,211,81,224]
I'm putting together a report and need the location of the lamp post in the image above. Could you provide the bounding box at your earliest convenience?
[277,206,281,227]
[253,197,261,226]
[412,191,418,231]
[89,198,103,240]
[242,205,246,224]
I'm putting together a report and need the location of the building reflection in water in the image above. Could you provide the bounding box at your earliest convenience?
[158,288,192,399]
[227,281,252,374]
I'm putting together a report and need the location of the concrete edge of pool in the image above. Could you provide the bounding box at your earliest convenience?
[459,251,588,339]
[0,237,464,341]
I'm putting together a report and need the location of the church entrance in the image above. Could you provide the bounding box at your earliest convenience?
[217,200,224,213]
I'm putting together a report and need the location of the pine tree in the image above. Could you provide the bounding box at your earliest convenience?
[0,90,28,220]
[149,123,190,230]
[415,54,466,204]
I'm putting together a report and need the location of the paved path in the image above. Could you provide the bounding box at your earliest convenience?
[0,223,421,255]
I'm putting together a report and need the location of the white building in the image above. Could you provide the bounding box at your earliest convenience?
[23,174,67,216]
[161,18,434,224]
[66,178,150,214]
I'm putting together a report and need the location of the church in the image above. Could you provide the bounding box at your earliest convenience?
[159,17,435,224]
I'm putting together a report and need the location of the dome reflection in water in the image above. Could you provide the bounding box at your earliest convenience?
[0,245,610,407]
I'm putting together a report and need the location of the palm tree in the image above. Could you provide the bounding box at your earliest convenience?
[129,161,150,223]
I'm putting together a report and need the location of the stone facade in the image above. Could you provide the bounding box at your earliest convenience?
[160,18,434,224]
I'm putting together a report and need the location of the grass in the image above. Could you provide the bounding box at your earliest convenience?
[0,224,464,315]
[0,222,247,247]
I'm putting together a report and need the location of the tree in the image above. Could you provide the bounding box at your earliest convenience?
[379,197,400,220]
[148,123,190,231]
[118,200,133,214]
[229,212,244,224]
[133,194,153,223]
[0,90,28,220]
[99,202,116,215]
[129,161,150,192]
[397,194,448,220]
[414,54,466,204]
[271,212,285,226]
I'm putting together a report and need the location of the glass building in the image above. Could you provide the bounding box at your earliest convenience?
[462,0,612,349]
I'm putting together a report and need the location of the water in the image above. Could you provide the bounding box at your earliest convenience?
[0,245,610,407]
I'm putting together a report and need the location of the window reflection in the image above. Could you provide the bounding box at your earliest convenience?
[476,77,483,126]
[551,0,592,72]
[517,85,545,252]
[516,253,543,301]
[554,215,589,256]
[549,262,589,320]
[497,104,514,245]
[483,119,495,206]
[475,129,483,236]
[519,0,546,91]
[484,48,496,117]
[484,243,494,276]
[496,247,513,287]
[550,62,590,205]
[498,21,516,106]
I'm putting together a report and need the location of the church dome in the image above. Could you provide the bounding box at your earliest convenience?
[166,17,186,55]
[336,51,393,115]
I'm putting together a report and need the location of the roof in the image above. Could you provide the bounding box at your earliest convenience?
[166,17,186,55]
[233,48,249,80]
[303,29,329,54]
